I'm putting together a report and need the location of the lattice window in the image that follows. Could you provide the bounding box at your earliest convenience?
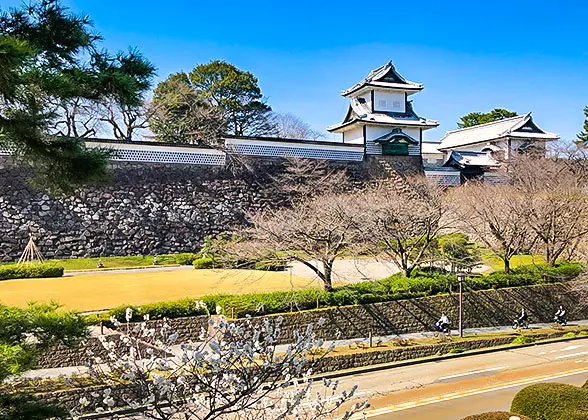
[228,143,363,161]
[111,149,226,166]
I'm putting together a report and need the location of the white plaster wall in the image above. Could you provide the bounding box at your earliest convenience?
[343,126,364,144]
[373,90,405,112]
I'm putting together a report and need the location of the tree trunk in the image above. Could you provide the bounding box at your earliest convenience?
[503,257,511,274]
[403,266,413,278]
[323,262,334,292]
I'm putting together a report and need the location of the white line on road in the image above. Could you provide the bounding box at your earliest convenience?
[362,368,588,418]
[560,345,583,352]
[437,366,506,381]
[555,351,588,359]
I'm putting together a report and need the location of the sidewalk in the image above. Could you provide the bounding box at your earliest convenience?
[20,319,588,379]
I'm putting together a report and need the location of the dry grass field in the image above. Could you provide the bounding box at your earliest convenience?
[0,267,319,312]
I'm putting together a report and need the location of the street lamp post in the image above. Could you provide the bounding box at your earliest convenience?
[457,272,466,338]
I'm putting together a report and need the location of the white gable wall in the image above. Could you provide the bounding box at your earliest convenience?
[342,126,364,144]
[373,90,406,113]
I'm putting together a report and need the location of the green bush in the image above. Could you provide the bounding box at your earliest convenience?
[175,253,199,265]
[108,298,209,322]
[579,331,588,337]
[193,257,215,269]
[253,260,287,271]
[511,336,535,345]
[511,383,588,420]
[461,412,530,420]
[99,261,583,322]
[562,332,577,338]
[0,263,64,281]
[448,348,464,354]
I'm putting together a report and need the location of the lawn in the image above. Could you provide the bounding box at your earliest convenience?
[481,251,544,271]
[0,268,319,312]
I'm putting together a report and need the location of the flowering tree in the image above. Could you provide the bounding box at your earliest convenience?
[77,305,368,419]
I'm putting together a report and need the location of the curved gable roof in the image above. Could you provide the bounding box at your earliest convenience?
[342,61,423,97]
[438,113,558,151]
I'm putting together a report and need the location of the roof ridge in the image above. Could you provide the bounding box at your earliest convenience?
[444,113,528,135]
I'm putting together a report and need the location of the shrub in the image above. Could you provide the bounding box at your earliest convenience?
[175,253,199,265]
[461,412,530,420]
[562,332,577,338]
[579,331,588,337]
[511,336,535,345]
[511,383,588,420]
[108,298,209,322]
[253,260,287,271]
[448,348,464,354]
[0,263,64,281]
[193,257,214,269]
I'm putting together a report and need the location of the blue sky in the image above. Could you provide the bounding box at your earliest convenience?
[3,0,587,142]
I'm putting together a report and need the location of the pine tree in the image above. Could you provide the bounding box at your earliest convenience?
[0,0,155,192]
[577,106,588,146]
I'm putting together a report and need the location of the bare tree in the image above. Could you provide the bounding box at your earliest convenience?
[357,178,452,277]
[270,113,323,140]
[274,157,350,199]
[100,99,154,142]
[48,97,103,138]
[508,155,588,266]
[236,192,364,291]
[77,309,368,419]
[449,183,535,273]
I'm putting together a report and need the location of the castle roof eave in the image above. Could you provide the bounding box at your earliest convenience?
[328,118,439,133]
[341,61,424,97]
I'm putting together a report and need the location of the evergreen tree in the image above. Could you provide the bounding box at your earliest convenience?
[0,0,155,191]
[458,108,517,128]
[151,60,274,144]
[577,106,588,146]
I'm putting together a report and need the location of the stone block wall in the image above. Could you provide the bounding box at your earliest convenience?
[35,282,586,369]
[0,157,384,261]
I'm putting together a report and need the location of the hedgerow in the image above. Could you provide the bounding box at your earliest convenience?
[0,263,64,281]
[100,263,584,323]
[511,383,588,420]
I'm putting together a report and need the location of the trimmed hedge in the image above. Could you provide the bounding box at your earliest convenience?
[102,262,584,322]
[175,253,199,265]
[461,412,530,420]
[511,383,588,420]
[193,257,215,269]
[0,263,64,281]
[108,297,211,323]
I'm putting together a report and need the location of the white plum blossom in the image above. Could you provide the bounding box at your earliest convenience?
[76,313,368,419]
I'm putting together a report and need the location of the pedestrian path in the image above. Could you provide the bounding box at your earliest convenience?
[20,319,588,379]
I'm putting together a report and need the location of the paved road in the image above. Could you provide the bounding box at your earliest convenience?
[334,338,588,419]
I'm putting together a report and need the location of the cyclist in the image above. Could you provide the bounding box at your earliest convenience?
[554,305,566,324]
[435,313,450,334]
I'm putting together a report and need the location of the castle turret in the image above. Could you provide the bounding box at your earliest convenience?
[328,61,438,157]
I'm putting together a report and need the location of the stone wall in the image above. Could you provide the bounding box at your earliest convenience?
[0,157,381,260]
[35,282,586,368]
[35,331,585,414]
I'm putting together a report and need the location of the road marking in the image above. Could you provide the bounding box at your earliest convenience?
[561,345,583,352]
[438,366,506,381]
[361,367,588,418]
[549,350,558,353]
[555,351,588,359]
[537,351,546,355]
